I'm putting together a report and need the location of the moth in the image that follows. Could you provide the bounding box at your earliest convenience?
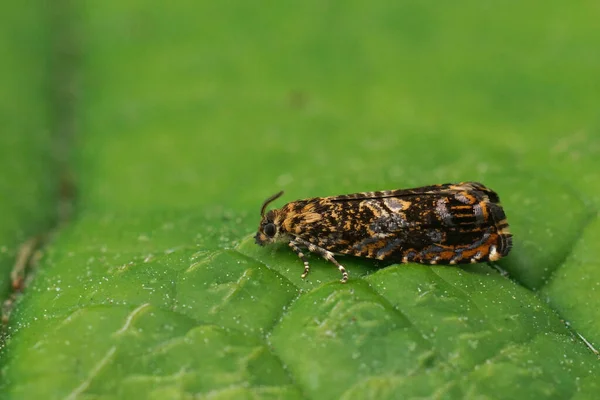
[254,182,512,283]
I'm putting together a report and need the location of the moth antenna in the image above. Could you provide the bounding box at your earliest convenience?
[260,191,284,217]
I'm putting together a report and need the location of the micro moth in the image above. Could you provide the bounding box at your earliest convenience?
[254,182,512,283]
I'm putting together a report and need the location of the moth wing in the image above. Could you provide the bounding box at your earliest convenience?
[324,182,492,202]
[300,181,510,264]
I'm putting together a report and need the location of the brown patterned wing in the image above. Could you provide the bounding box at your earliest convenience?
[282,182,512,265]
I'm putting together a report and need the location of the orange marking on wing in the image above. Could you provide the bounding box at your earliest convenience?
[302,212,322,224]
[462,193,477,204]
[479,202,489,220]
[438,250,458,262]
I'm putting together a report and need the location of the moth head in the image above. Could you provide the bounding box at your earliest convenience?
[255,191,284,246]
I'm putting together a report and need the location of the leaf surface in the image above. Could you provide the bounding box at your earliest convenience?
[2,1,600,399]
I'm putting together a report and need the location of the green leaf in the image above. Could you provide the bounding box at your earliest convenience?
[0,3,57,300]
[2,1,600,399]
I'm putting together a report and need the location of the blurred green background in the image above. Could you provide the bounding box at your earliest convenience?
[1,1,599,399]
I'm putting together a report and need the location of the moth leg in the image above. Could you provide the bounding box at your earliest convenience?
[289,240,311,279]
[489,261,510,277]
[295,238,348,283]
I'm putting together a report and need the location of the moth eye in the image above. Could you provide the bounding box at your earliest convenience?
[264,223,277,237]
